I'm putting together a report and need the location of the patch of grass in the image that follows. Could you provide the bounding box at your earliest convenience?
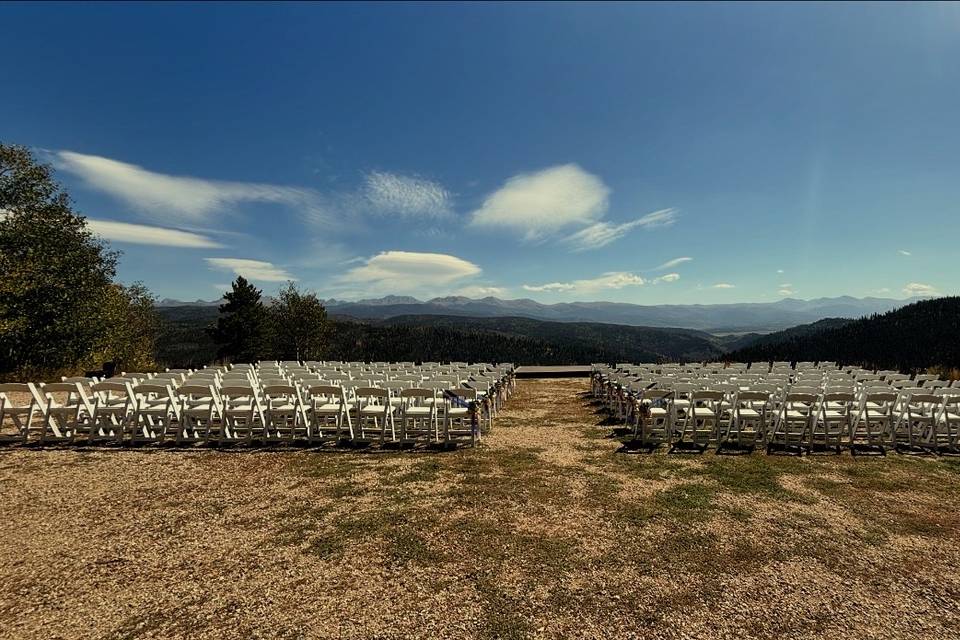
[655,482,717,520]
[273,502,335,548]
[685,456,812,502]
[391,457,444,483]
[390,529,442,566]
[617,482,717,530]
[475,577,533,640]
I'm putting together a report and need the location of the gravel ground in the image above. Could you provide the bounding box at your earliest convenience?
[2,378,960,639]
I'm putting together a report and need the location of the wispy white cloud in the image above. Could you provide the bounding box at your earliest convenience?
[87,219,223,248]
[712,283,736,289]
[653,273,680,284]
[336,251,481,294]
[364,171,451,218]
[633,208,679,228]
[470,164,609,238]
[897,249,912,256]
[206,258,296,282]
[903,282,938,297]
[654,256,692,271]
[778,286,796,296]
[523,271,649,294]
[56,151,332,226]
[875,287,891,294]
[776,269,785,274]
[563,209,680,251]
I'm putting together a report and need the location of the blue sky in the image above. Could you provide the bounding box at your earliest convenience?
[2,2,958,303]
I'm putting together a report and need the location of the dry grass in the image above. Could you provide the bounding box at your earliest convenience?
[2,378,960,639]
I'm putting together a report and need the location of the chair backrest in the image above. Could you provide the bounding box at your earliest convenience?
[355,386,388,399]
[907,393,941,407]
[263,384,298,396]
[133,383,173,397]
[177,384,216,398]
[90,381,133,398]
[822,392,855,403]
[306,384,346,403]
[220,385,258,399]
[0,383,37,408]
[692,390,725,401]
[401,388,434,400]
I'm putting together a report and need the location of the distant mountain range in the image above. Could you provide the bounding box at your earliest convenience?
[157,294,920,332]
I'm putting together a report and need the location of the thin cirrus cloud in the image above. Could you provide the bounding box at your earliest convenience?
[55,150,332,226]
[522,270,680,294]
[712,283,736,289]
[335,251,482,295]
[87,219,223,248]
[653,256,692,271]
[563,209,680,251]
[206,258,296,282]
[897,249,912,256]
[54,150,452,228]
[653,273,680,284]
[779,283,795,296]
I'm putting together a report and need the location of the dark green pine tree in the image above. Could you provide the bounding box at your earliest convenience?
[209,276,268,363]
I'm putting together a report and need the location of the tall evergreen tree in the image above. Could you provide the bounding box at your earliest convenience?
[209,276,268,363]
[0,143,118,378]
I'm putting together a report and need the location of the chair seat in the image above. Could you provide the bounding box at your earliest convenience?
[404,407,433,416]
[738,408,761,418]
[316,403,345,413]
[448,407,469,417]
[183,404,216,413]
[360,405,391,415]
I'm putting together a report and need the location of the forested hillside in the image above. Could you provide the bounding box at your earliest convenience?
[724,297,960,371]
[155,308,725,366]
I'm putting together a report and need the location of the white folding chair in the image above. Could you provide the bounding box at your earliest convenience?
[261,384,309,444]
[130,383,179,444]
[0,383,42,445]
[399,388,436,442]
[353,387,394,442]
[36,382,93,445]
[89,381,135,443]
[769,392,817,453]
[220,385,264,444]
[305,384,353,442]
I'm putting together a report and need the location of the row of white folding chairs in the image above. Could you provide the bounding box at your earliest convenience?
[0,380,485,447]
[628,384,960,452]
